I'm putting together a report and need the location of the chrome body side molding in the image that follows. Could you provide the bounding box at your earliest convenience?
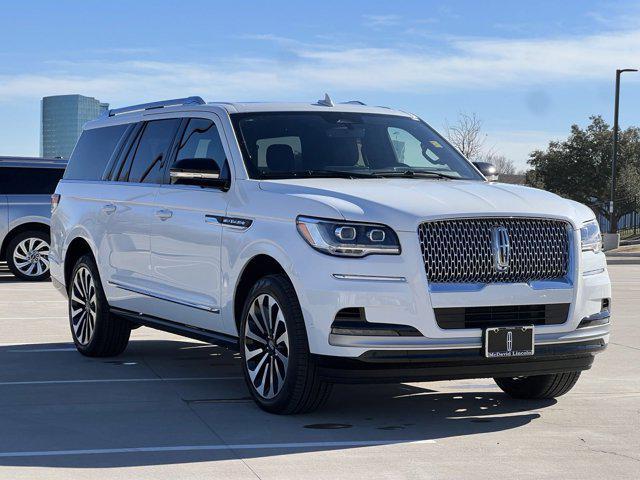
[108,281,220,314]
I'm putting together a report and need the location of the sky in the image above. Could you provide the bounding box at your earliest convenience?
[1,0,639,170]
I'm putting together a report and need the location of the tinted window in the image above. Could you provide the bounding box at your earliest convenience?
[256,136,301,168]
[123,119,180,183]
[0,167,65,194]
[114,126,141,182]
[64,124,128,180]
[176,119,227,167]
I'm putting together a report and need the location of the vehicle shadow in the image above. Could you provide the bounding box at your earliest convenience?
[0,338,556,469]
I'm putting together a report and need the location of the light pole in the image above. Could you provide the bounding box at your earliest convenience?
[610,68,638,234]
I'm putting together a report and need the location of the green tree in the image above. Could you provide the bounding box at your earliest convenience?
[527,116,640,224]
[618,163,640,213]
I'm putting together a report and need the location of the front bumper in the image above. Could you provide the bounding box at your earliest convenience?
[328,321,610,349]
[289,229,611,358]
[315,338,606,384]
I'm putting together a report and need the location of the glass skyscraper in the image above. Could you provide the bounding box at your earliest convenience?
[40,95,109,158]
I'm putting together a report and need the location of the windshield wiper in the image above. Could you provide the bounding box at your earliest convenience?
[258,169,458,180]
[259,170,380,179]
[373,169,458,180]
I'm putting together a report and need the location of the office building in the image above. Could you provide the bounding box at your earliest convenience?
[40,95,109,158]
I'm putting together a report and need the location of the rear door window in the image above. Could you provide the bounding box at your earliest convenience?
[64,124,128,180]
[120,119,181,184]
[0,167,65,194]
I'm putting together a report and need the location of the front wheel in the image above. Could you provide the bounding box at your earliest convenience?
[494,371,581,399]
[239,274,332,414]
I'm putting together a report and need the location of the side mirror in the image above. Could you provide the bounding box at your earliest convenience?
[169,158,228,189]
[473,162,498,181]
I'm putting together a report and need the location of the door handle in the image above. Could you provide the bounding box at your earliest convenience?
[155,209,173,221]
[102,204,116,215]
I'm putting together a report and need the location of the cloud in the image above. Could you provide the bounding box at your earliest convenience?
[1,28,639,105]
[585,3,640,29]
[362,14,402,28]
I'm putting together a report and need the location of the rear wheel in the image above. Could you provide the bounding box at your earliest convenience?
[6,231,50,281]
[494,371,581,399]
[240,274,332,414]
[68,254,131,357]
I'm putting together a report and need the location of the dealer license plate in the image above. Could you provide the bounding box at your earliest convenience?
[484,326,534,358]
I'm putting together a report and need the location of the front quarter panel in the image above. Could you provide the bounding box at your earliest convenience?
[220,179,344,337]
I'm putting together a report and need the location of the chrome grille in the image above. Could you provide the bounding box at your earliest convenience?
[418,218,570,284]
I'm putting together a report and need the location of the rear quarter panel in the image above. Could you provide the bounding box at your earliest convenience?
[6,194,52,230]
[50,181,104,287]
[2,194,51,260]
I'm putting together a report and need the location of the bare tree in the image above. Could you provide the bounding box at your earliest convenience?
[444,112,521,176]
[486,153,517,175]
[444,112,486,160]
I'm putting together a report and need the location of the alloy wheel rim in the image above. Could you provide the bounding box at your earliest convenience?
[13,238,49,277]
[243,294,290,399]
[70,266,97,345]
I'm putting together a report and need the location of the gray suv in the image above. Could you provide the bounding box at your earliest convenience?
[0,157,66,281]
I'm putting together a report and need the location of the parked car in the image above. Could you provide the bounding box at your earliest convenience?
[50,96,610,414]
[0,157,66,281]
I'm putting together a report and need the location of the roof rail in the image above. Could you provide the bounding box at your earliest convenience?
[104,96,205,117]
[341,100,366,105]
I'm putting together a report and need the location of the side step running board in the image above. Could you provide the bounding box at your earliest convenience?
[110,307,239,351]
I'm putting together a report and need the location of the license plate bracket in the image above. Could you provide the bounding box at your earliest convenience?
[484,326,534,358]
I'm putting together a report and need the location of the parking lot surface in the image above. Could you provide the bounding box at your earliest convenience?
[0,262,638,479]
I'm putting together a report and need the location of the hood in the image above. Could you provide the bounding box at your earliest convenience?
[258,178,594,231]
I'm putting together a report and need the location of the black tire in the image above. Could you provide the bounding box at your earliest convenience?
[6,230,51,281]
[68,254,131,357]
[239,274,332,414]
[494,371,581,399]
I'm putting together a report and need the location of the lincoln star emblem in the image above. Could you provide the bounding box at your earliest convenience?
[491,226,511,272]
[506,331,513,352]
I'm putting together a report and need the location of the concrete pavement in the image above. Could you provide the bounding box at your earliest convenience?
[0,263,638,479]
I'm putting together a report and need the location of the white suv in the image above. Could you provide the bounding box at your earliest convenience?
[50,96,611,414]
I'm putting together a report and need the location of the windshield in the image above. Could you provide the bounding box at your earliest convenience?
[231,112,483,180]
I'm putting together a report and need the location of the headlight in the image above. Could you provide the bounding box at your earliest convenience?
[580,219,602,253]
[296,216,401,257]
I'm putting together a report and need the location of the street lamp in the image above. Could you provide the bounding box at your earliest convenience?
[610,68,638,234]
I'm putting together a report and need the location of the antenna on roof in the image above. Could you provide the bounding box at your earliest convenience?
[316,93,335,107]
